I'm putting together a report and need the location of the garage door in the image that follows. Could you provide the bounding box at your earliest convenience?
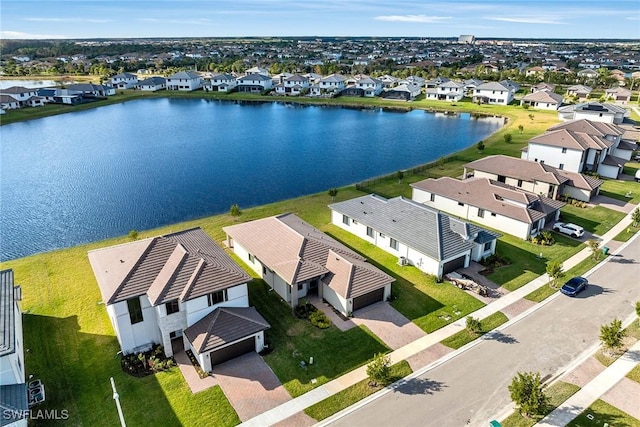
[210,336,255,366]
[442,256,466,275]
[352,288,385,311]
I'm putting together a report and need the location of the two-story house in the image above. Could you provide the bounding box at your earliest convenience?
[236,73,273,93]
[473,80,518,105]
[355,76,383,97]
[88,228,269,372]
[318,74,346,94]
[275,74,310,96]
[205,73,237,92]
[111,72,138,89]
[557,102,628,124]
[166,71,202,91]
[223,213,393,316]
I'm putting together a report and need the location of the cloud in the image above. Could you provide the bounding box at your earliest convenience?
[24,17,112,23]
[486,16,563,25]
[1,30,68,39]
[374,14,451,23]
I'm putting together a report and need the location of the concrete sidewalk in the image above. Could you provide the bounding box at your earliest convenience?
[537,340,640,427]
[240,203,639,427]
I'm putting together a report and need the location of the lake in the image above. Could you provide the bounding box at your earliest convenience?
[0,79,59,89]
[0,98,503,260]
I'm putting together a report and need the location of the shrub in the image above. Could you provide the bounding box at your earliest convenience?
[508,371,548,418]
[229,203,242,217]
[465,316,482,335]
[366,353,391,387]
[600,318,626,354]
[309,310,331,329]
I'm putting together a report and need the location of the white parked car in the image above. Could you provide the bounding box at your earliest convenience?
[635,169,640,182]
[553,222,585,238]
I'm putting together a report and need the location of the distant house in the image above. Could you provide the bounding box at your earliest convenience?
[380,82,422,101]
[436,80,465,101]
[399,76,425,87]
[236,73,273,93]
[425,77,450,89]
[565,85,592,101]
[605,87,632,104]
[223,213,394,316]
[531,83,556,93]
[378,75,398,88]
[558,102,628,124]
[520,90,563,110]
[463,79,483,96]
[329,195,500,279]
[463,155,603,202]
[0,269,28,427]
[275,74,310,96]
[111,72,138,89]
[356,76,383,97]
[206,73,237,92]
[577,69,598,80]
[473,80,518,105]
[66,83,115,97]
[0,95,20,110]
[136,76,166,92]
[245,66,269,76]
[36,88,84,105]
[521,119,632,179]
[166,71,202,91]
[525,66,545,78]
[0,86,38,104]
[412,177,565,240]
[88,228,269,372]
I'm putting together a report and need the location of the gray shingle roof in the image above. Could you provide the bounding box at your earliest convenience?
[0,383,28,425]
[138,76,165,85]
[168,71,200,80]
[184,306,269,354]
[0,270,18,358]
[88,228,251,305]
[329,195,499,262]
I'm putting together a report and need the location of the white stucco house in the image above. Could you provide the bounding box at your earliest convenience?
[88,228,269,372]
[236,73,273,93]
[565,85,592,101]
[473,80,519,105]
[411,177,565,240]
[520,90,563,110]
[0,86,38,104]
[464,155,603,202]
[206,73,237,92]
[136,76,166,92]
[166,71,202,91]
[557,102,628,124]
[380,82,422,101]
[0,95,20,110]
[521,119,633,179]
[329,195,500,279]
[275,74,310,96]
[66,83,115,97]
[0,270,28,427]
[355,76,383,97]
[318,74,346,94]
[223,213,394,317]
[111,72,138,89]
[605,87,632,104]
[436,80,465,102]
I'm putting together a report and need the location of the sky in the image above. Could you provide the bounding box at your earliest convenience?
[1,0,639,40]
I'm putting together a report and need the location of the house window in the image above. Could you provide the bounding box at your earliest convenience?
[165,300,179,315]
[248,253,255,263]
[207,290,227,306]
[517,180,523,187]
[562,148,567,154]
[559,164,564,170]
[366,227,374,238]
[263,266,267,275]
[342,215,350,225]
[379,232,385,238]
[491,212,497,217]
[430,193,436,202]
[483,242,492,251]
[390,238,399,250]
[297,283,304,291]
[478,208,485,218]
[127,297,143,324]
[458,202,464,207]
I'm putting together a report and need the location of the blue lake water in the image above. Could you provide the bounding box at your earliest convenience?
[0,98,503,260]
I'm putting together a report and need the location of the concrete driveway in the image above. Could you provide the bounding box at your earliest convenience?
[352,302,427,350]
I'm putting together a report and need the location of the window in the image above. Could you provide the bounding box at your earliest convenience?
[262,266,267,275]
[458,202,464,207]
[297,283,304,291]
[483,242,492,251]
[491,212,497,217]
[207,290,227,306]
[517,179,523,187]
[248,253,255,263]
[127,297,143,324]
[430,193,436,202]
[559,164,564,170]
[379,232,385,238]
[562,148,567,154]
[165,300,179,315]
[390,238,399,250]
[342,214,350,225]
[478,208,485,218]
[366,226,374,238]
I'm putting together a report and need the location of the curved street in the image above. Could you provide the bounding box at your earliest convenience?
[328,234,640,427]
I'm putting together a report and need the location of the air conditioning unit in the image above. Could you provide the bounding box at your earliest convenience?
[398,256,407,266]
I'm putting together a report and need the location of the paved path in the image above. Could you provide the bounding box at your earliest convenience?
[351,302,427,350]
[537,340,640,427]
[239,202,640,427]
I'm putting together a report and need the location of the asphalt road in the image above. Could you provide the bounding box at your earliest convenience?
[329,235,640,427]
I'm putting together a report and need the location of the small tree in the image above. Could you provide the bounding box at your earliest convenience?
[477,140,485,152]
[396,170,404,183]
[587,239,601,260]
[229,203,242,217]
[465,316,482,335]
[437,157,445,170]
[503,133,513,144]
[128,229,139,240]
[632,207,640,227]
[366,353,391,387]
[528,114,535,121]
[546,260,564,288]
[328,188,338,201]
[508,371,548,418]
[600,318,626,355]
[518,124,524,134]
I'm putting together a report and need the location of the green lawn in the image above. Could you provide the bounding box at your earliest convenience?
[488,233,584,291]
[501,381,581,427]
[613,224,640,242]
[326,226,485,333]
[623,162,640,176]
[599,178,640,204]
[440,311,509,349]
[567,399,640,427]
[249,279,389,397]
[560,205,627,236]
[627,364,640,383]
[304,361,412,421]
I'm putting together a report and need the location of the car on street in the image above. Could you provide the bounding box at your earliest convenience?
[553,222,585,238]
[561,276,589,296]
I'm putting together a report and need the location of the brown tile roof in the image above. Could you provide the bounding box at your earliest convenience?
[529,129,612,151]
[411,177,565,224]
[88,228,251,305]
[322,250,393,299]
[184,306,269,354]
[465,155,569,185]
[223,214,392,298]
[521,90,563,104]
